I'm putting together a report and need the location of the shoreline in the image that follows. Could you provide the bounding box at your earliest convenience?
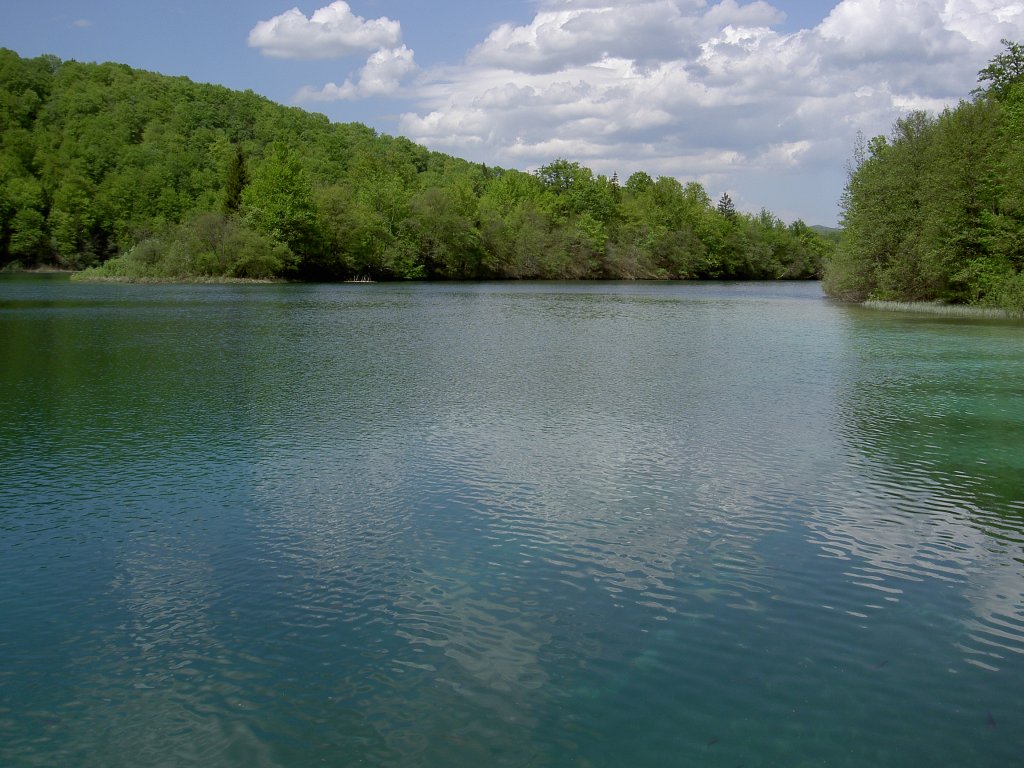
[1,266,76,275]
[70,274,287,285]
[862,299,1021,320]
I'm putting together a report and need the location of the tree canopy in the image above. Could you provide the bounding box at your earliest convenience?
[825,40,1024,311]
[0,48,829,282]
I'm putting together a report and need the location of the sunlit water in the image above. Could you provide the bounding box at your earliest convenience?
[1,276,1022,767]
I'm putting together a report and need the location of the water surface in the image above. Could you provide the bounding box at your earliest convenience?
[1,277,1022,766]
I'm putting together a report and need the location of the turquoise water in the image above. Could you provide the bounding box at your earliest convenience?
[1,276,1022,767]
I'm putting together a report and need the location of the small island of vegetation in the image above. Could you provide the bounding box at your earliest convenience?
[0,48,830,283]
[823,40,1024,314]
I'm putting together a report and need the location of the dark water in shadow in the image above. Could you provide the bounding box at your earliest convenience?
[2,276,1022,766]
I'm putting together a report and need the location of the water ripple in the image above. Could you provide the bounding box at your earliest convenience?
[2,278,1023,767]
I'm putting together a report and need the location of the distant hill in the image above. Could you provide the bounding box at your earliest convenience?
[1,48,833,281]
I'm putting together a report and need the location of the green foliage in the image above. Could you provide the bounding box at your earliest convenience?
[993,271,1024,313]
[73,212,295,281]
[826,42,1024,310]
[717,192,737,220]
[241,142,317,258]
[975,39,1024,101]
[2,48,828,281]
[408,183,480,278]
[222,144,248,213]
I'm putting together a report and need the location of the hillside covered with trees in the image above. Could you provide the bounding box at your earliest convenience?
[824,40,1024,312]
[0,48,829,282]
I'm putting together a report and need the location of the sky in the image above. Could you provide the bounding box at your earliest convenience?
[3,1,1024,226]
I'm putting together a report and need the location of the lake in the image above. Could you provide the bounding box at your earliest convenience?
[1,276,1022,767]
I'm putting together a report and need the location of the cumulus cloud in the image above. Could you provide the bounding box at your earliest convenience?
[253,0,1024,221]
[297,45,417,101]
[389,0,1024,222]
[466,0,785,73]
[942,0,1024,43]
[249,1,402,59]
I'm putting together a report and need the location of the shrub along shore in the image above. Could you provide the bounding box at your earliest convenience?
[862,300,1021,319]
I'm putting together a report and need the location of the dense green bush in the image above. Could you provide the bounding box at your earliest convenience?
[75,213,295,281]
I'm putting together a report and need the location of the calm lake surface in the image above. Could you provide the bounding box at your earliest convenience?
[1,276,1022,767]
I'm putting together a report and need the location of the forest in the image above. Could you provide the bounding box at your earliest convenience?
[0,48,829,282]
[824,40,1024,312]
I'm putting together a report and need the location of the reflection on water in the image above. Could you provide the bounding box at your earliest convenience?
[820,307,1024,675]
[1,276,1022,767]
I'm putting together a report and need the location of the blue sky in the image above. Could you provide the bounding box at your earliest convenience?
[3,1,1023,226]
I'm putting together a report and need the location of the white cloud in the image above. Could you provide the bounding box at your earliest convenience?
[255,0,1024,222]
[755,140,812,168]
[388,0,1024,223]
[297,45,417,101]
[466,0,782,73]
[248,1,402,60]
[72,19,93,29]
[942,0,1024,43]
[357,45,417,95]
[702,0,785,29]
